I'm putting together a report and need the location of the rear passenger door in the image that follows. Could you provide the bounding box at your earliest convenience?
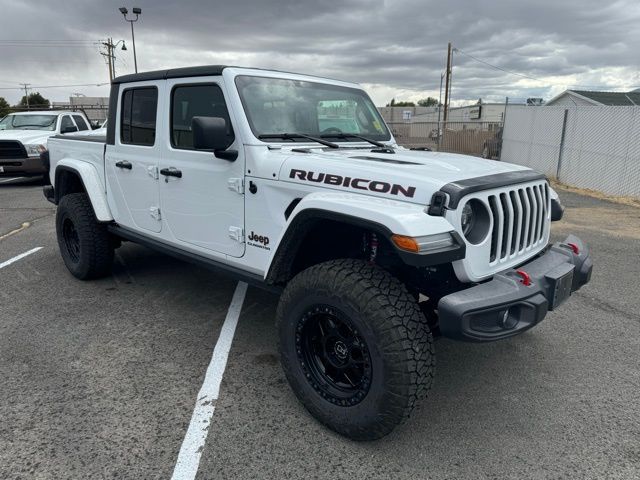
[105,82,164,233]
[159,79,245,257]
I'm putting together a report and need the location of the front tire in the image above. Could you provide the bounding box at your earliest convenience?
[277,259,435,440]
[56,192,114,280]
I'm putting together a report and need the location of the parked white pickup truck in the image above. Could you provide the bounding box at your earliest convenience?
[44,65,592,440]
[0,110,91,178]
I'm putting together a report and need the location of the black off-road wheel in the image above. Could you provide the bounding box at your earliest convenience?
[276,259,435,440]
[56,192,114,280]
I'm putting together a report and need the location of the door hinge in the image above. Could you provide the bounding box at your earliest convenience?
[147,165,159,180]
[149,206,161,221]
[228,226,244,243]
[227,177,244,194]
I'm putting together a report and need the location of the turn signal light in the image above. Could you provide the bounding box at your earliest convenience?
[391,234,420,253]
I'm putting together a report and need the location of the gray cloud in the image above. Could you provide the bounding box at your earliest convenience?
[0,0,638,106]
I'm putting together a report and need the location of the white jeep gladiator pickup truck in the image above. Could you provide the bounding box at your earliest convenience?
[0,110,91,178]
[44,65,593,440]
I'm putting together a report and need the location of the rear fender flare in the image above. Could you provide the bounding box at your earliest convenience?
[55,159,113,222]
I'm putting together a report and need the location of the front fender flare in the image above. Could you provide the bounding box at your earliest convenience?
[265,191,461,284]
[55,159,113,222]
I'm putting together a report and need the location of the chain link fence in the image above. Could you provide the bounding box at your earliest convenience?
[502,105,640,198]
[387,121,503,157]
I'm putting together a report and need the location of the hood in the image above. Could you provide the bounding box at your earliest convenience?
[0,129,54,146]
[278,147,532,206]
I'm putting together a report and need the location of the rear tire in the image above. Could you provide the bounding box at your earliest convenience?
[277,259,435,440]
[56,192,114,280]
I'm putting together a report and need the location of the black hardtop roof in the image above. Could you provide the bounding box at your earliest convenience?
[111,65,353,86]
[112,65,229,84]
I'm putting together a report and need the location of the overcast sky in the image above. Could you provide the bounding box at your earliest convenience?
[1,0,639,107]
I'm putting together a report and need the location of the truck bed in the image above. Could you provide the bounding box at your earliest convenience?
[47,135,106,185]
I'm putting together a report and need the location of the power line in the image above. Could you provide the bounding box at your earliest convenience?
[454,47,640,90]
[454,48,542,82]
[0,82,109,90]
[0,40,101,44]
[0,44,100,48]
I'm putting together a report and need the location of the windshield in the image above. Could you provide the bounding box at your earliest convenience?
[0,114,58,131]
[235,75,391,142]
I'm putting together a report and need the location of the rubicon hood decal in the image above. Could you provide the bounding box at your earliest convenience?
[289,168,417,198]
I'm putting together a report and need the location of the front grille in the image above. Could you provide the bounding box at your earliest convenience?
[0,140,27,159]
[487,182,550,264]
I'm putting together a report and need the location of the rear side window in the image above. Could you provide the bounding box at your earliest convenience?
[171,84,234,149]
[121,87,158,146]
[73,115,89,131]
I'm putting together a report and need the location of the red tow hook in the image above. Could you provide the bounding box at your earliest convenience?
[567,242,580,255]
[516,269,532,286]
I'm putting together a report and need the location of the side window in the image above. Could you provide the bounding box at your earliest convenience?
[73,115,89,131]
[60,116,75,132]
[121,87,158,146]
[171,84,234,149]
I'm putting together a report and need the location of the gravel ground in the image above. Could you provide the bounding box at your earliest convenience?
[0,177,638,479]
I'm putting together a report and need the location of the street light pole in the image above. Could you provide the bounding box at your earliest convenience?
[129,20,137,73]
[119,7,141,73]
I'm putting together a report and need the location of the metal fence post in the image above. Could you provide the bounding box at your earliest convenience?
[499,96,509,161]
[556,109,569,180]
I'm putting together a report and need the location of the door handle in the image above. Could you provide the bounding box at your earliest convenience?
[115,160,132,170]
[160,167,182,179]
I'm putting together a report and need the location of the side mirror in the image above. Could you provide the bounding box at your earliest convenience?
[61,125,79,134]
[192,116,237,161]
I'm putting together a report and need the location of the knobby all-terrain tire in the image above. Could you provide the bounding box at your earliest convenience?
[56,192,114,280]
[276,259,435,441]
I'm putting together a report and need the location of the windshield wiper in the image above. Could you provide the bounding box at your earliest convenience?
[319,132,387,148]
[258,133,339,148]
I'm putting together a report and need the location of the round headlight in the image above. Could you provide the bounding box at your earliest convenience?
[460,199,490,244]
[461,203,474,235]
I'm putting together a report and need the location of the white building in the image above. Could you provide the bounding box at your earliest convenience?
[52,96,109,123]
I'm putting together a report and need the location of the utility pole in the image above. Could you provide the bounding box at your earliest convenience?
[20,83,31,109]
[100,38,126,82]
[443,42,452,122]
[100,38,115,82]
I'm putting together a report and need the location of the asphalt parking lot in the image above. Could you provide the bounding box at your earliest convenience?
[1,176,639,480]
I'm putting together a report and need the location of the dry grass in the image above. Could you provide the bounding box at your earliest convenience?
[550,179,640,208]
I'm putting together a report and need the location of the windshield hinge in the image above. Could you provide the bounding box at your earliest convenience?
[228,226,244,243]
[149,206,161,221]
[147,165,159,180]
[227,177,244,194]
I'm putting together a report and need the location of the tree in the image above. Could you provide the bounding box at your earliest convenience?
[18,92,50,108]
[0,97,10,117]
[417,97,439,107]
[386,100,415,107]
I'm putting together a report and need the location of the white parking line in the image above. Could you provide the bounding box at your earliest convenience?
[0,247,43,269]
[171,281,248,480]
[0,177,24,184]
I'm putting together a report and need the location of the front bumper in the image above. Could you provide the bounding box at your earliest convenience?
[0,156,47,176]
[438,234,593,342]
